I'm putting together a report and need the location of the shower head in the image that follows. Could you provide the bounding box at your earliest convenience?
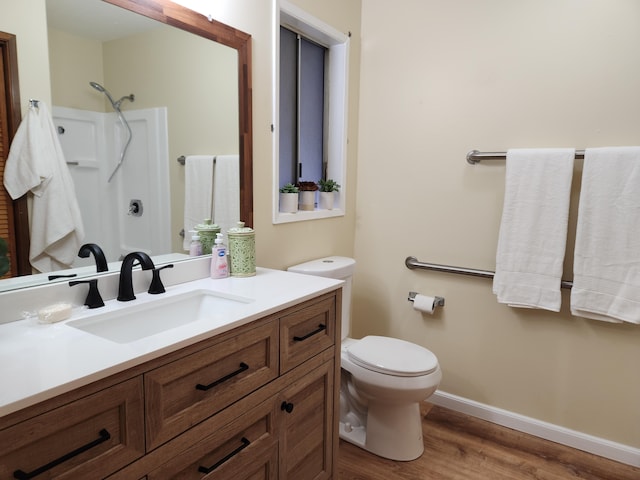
[89,81,134,110]
[89,81,106,93]
[89,81,135,183]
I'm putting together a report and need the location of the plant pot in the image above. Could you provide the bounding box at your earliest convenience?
[279,192,298,213]
[299,190,316,211]
[319,191,335,210]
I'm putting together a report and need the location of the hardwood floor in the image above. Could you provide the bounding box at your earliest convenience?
[337,403,640,480]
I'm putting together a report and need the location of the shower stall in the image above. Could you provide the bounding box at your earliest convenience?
[53,103,171,267]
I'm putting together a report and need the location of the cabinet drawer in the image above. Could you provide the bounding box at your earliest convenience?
[0,377,144,480]
[280,295,336,373]
[148,397,278,480]
[145,320,279,450]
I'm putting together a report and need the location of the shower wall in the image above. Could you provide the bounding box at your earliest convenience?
[53,106,171,267]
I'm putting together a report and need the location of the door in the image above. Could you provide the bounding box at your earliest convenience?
[0,30,29,277]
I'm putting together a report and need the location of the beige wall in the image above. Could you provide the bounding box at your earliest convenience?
[355,0,640,448]
[145,0,361,267]
[241,0,361,270]
[0,0,51,113]
[48,28,104,111]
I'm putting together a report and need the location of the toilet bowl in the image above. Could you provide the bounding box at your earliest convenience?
[288,256,442,461]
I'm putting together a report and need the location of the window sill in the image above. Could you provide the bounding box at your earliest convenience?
[273,208,345,224]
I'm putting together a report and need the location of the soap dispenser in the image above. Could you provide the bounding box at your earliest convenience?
[189,231,202,256]
[210,233,229,279]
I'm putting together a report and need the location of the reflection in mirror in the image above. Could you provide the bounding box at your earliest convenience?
[0,0,252,292]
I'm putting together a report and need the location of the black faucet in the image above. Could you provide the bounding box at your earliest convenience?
[118,252,155,302]
[78,243,108,272]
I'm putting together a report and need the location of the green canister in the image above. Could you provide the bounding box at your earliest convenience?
[227,221,255,277]
[194,219,221,255]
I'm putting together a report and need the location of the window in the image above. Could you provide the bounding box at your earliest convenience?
[279,26,326,187]
[274,1,349,223]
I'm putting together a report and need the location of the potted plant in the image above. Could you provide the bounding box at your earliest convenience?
[318,179,341,210]
[0,238,9,277]
[279,183,299,213]
[297,181,318,211]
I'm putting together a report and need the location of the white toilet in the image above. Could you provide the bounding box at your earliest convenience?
[288,256,442,461]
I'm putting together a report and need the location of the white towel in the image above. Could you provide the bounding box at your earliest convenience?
[493,148,575,311]
[3,102,85,272]
[213,154,240,238]
[183,155,215,250]
[571,147,640,324]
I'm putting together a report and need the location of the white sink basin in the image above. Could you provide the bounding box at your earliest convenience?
[67,289,253,343]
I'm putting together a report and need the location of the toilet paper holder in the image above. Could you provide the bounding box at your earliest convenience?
[408,291,445,308]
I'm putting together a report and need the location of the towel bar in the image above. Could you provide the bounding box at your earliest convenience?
[177,156,217,165]
[466,149,586,165]
[405,256,573,289]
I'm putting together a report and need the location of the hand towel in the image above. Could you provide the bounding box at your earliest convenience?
[571,147,640,323]
[493,148,575,311]
[213,154,240,238]
[3,101,85,272]
[183,155,214,250]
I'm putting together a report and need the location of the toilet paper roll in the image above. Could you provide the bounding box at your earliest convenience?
[412,294,437,314]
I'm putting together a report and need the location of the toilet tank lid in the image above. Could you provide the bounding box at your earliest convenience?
[347,336,439,377]
[287,256,355,279]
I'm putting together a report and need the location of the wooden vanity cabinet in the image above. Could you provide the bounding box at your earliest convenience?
[280,295,336,373]
[279,357,335,480]
[0,377,144,479]
[144,320,279,451]
[147,395,279,480]
[0,289,341,480]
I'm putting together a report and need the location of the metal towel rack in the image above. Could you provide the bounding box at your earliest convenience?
[405,256,573,289]
[466,149,586,165]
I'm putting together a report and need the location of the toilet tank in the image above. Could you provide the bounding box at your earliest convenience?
[287,256,355,340]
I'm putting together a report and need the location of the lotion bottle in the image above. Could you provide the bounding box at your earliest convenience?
[189,231,202,256]
[210,233,229,278]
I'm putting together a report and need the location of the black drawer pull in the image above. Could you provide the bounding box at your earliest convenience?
[281,401,294,413]
[195,362,249,391]
[198,437,250,474]
[293,323,326,342]
[13,428,111,480]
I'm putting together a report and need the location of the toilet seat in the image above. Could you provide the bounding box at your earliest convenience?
[346,336,438,377]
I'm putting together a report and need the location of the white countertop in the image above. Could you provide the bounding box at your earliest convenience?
[0,268,342,417]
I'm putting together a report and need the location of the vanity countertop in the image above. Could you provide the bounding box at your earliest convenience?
[0,268,342,417]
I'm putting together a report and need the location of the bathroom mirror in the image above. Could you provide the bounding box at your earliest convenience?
[0,0,252,292]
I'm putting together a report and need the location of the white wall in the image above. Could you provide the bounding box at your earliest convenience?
[356,0,640,449]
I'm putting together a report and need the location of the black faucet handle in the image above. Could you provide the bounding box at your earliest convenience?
[48,273,78,281]
[148,264,174,295]
[69,279,105,309]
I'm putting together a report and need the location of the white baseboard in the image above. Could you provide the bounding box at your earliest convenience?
[429,391,640,468]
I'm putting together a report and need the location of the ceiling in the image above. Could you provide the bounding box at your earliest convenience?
[45,0,161,41]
